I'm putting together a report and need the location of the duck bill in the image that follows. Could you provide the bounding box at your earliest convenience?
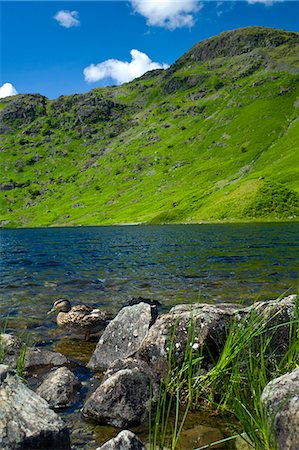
[47,308,56,315]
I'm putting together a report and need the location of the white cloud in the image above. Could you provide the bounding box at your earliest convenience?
[53,10,80,28]
[130,0,202,30]
[247,0,282,4]
[0,83,18,99]
[84,49,169,85]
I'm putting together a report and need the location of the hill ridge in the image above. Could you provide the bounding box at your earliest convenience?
[0,26,298,227]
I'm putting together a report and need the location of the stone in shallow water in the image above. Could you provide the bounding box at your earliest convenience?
[179,424,224,449]
[83,358,159,428]
[36,366,81,408]
[0,335,70,371]
[24,348,70,370]
[0,364,70,450]
[96,430,146,450]
[88,302,158,370]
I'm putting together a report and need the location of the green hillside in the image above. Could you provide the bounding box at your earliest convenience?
[1,26,299,227]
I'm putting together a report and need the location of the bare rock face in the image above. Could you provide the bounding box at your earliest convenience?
[96,430,146,450]
[83,358,159,428]
[88,302,158,370]
[0,364,70,450]
[36,366,81,408]
[262,367,299,450]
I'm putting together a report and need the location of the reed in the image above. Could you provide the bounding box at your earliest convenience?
[149,295,299,449]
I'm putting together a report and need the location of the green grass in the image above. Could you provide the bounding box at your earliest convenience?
[0,331,29,379]
[0,27,299,227]
[149,295,299,449]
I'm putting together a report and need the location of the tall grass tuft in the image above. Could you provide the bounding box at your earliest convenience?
[149,295,299,449]
[0,326,29,380]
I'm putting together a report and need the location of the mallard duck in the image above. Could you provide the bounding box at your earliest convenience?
[48,298,110,340]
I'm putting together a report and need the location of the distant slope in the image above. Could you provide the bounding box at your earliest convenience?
[0,26,299,227]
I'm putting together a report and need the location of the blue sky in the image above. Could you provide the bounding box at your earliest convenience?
[0,1,298,99]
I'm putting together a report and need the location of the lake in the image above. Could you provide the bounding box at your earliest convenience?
[0,223,298,340]
[0,223,298,448]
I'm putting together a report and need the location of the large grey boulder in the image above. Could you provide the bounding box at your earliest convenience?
[36,366,81,408]
[83,358,159,428]
[88,302,158,370]
[137,302,239,377]
[0,365,70,449]
[96,430,146,450]
[137,295,298,378]
[262,367,299,450]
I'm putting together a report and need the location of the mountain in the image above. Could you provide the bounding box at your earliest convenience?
[1,26,299,227]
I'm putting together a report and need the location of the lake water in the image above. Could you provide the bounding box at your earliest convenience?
[0,223,298,448]
[0,223,298,339]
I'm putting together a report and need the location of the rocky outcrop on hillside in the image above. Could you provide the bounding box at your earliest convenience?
[175,27,299,67]
[0,94,47,133]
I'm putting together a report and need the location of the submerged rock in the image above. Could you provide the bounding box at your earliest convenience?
[88,302,158,370]
[262,367,299,450]
[0,335,70,372]
[83,358,158,428]
[96,430,146,450]
[179,424,224,449]
[36,366,81,408]
[0,364,70,449]
[24,348,70,371]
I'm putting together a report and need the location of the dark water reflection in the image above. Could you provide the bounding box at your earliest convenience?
[1,223,298,336]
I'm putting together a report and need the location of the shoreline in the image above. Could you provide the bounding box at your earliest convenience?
[1,218,299,230]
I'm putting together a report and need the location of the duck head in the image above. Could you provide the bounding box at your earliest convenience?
[47,298,72,315]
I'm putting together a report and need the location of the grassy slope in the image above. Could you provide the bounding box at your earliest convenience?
[0,27,299,227]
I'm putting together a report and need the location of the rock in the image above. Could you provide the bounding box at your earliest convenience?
[137,302,239,377]
[0,334,22,367]
[88,302,158,370]
[126,296,162,308]
[137,295,298,378]
[262,367,299,450]
[36,366,81,408]
[0,334,20,352]
[0,94,47,133]
[96,430,146,450]
[0,364,70,449]
[24,348,70,371]
[83,358,159,428]
[0,334,70,372]
[244,294,297,358]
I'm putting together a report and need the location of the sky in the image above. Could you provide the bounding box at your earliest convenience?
[0,0,298,99]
